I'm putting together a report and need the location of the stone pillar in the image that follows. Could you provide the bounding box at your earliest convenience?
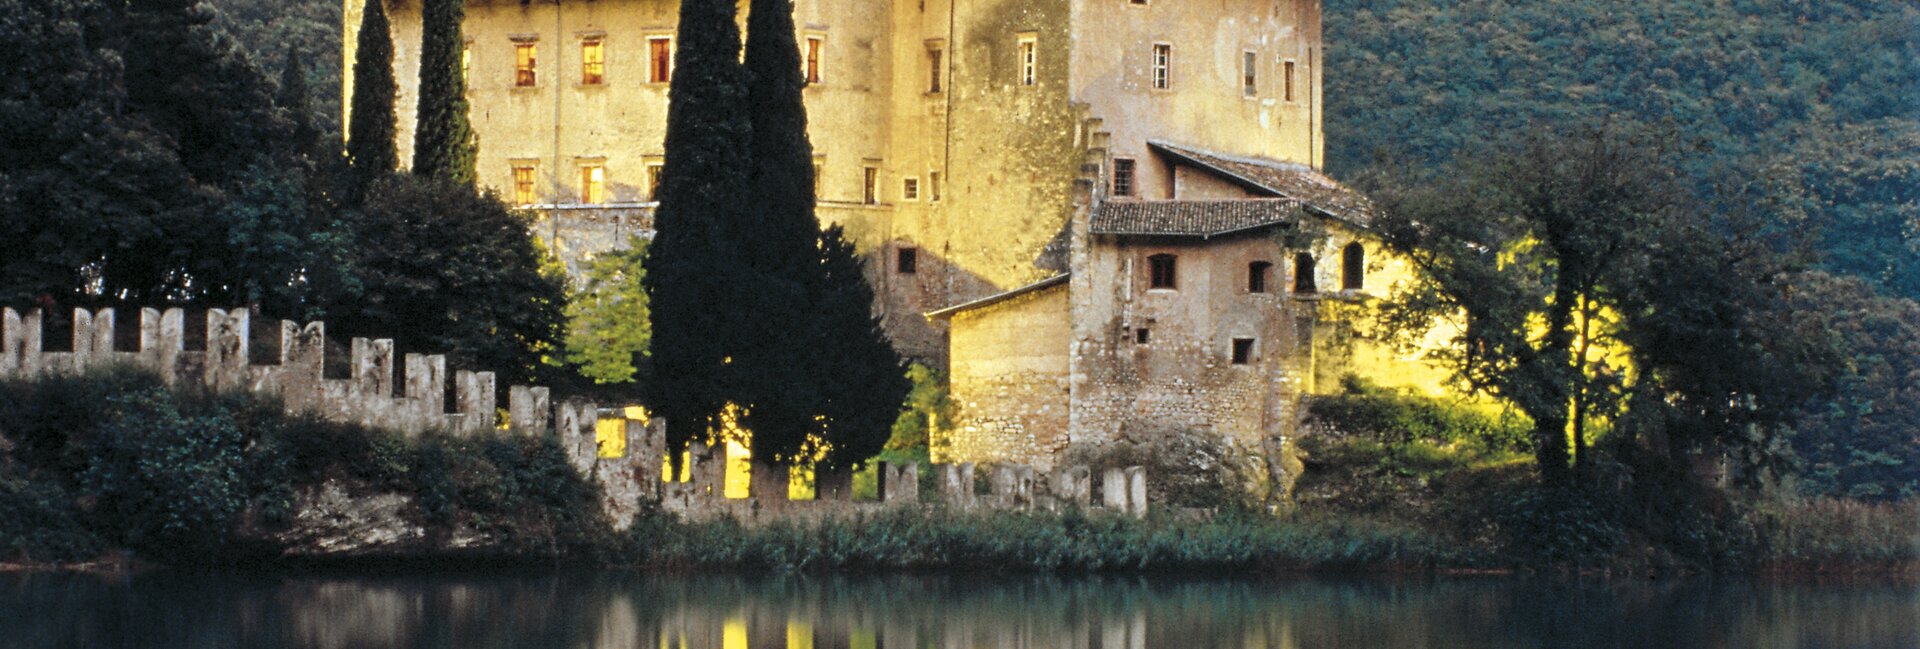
[937,462,975,507]
[750,462,791,504]
[1053,465,1092,509]
[70,308,95,371]
[555,397,597,472]
[454,370,496,435]
[881,462,919,504]
[0,308,29,378]
[152,308,185,383]
[349,337,394,401]
[89,308,117,364]
[1125,466,1148,519]
[404,353,446,418]
[283,321,326,411]
[203,309,251,391]
[815,466,855,502]
[508,386,551,435]
[1101,468,1128,512]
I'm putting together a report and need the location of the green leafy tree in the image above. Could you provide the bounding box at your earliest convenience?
[644,0,754,460]
[278,44,322,158]
[809,225,910,472]
[346,0,397,195]
[334,175,568,385]
[208,0,342,136]
[79,388,247,560]
[412,0,475,185]
[564,238,652,386]
[887,363,954,451]
[1785,274,1920,500]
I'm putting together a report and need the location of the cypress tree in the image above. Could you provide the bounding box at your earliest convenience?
[644,0,755,462]
[279,45,320,157]
[809,225,910,472]
[412,0,476,185]
[738,0,826,464]
[346,0,397,193]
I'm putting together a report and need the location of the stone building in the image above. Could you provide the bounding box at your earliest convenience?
[344,0,1445,495]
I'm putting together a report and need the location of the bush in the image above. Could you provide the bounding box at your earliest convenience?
[0,477,105,563]
[76,388,250,561]
[1308,376,1532,454]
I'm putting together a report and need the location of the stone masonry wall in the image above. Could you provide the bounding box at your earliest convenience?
[0,306,1150,527]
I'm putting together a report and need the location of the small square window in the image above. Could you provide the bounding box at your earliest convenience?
[1135,328,1150,344]
[1231,338,1255,365]
[897,247,918,274]
[902,177,920,201]
[579,164,605,204]
[511,164,537,205]
[1249,261,1272,293]
[1148,253,1177,289]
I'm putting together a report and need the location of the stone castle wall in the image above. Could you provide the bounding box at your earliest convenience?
[0,306,1148,528]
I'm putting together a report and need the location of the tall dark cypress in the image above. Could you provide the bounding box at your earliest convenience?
[279,45,320,157]
[346,0,397,193]
[739,0,825,464]
[644,0,755,462]
[412,0,476,185]
[810,225,910,472]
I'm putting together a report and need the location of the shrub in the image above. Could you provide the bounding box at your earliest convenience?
[0,477,105,563]
[77,388,249,561]
[1308,375,1531,454]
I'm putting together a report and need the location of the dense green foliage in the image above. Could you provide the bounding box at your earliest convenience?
[888,364,955,451]
[0,370,610,564]
[345,0,397,196]
[412,0,476,185]
[807,226,911,471]
[208,0,340,137]
[1786,273,1920,501]
[1306,377,1530,454]
[564,237,653,386]
[645,0,756,460]
[1326,0,1920,300]
[332,175,569,385]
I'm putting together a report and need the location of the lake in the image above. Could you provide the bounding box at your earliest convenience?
[2,570,1915,648]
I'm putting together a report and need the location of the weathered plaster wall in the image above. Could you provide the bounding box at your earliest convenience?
[1069,0,1324,201]
[939,283,1072,467]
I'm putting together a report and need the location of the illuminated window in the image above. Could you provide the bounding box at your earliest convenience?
[1018,35,1037,86]
[1243,51,1258,96]
[927,47,944,92]
[928,171,942,202]
[646,162,665,200]
[514,42,538,87]
[1284,59,1297,102]
[1293,252,1317,294]
[511,164,536,205]
[649,37,673,83]
[1249,261,1272,293]
[1112,158,1136,197]
[897,247,918,274]
[805,36,824,84]
[580,164,605,204]
[863,166,879,205]
[1151,43,1171,90]
[1231,338,1255,365]
[1148,253,1177,289]
[581,39,605,85]
[902,177,920,201]
[1342,242,1365,290]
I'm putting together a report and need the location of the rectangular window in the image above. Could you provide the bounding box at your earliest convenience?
[581,40,605,85]
[514,42,538,87]
[1231,338,1255,365]
[902,177,920,201]
[813,157,825,197]
[646,163,665,200]
[649,37,674,84]
[1151,43,1171,90]
[928,47,944,93]
[805,36,824,84]
[1112,158,1137,197]
[1242,51,1258,96]
[863,166,879,205]
[462,45,471,83]
[1148,253,1177,289]
[1284,59,1296,102]
[1249,261,1272,293]
[511,164,537,205]
[897,247,918,274]
[580,164,605,204]
[928,171,943,202]
[1018,35,1038,86]
[1135,328,1150,344]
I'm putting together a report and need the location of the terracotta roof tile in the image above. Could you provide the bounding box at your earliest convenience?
[1090,199,1302,238]
[1147,140,1376,225]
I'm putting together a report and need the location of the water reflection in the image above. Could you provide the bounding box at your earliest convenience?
[2,571,1916,648]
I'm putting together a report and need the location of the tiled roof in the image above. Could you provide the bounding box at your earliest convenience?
[1090,199,1302,238]
[925,274,1071,320]
[1147,140,1376,225]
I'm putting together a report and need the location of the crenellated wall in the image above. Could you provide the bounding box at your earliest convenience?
[0,306,1149,528]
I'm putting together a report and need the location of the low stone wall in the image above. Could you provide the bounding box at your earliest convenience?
[0,307,1150,529]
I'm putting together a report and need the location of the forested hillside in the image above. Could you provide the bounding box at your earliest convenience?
[209,0,341,136]
[1325,0,1919,299]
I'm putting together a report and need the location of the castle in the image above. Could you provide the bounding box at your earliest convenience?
[344,0,1446,497]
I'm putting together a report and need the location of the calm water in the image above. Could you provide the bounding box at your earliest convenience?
[2,570,1916,648]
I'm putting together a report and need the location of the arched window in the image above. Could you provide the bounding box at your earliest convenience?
[1292,253,1317,294]
[1342,242,1365,291]
[1148,254,1178,289]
